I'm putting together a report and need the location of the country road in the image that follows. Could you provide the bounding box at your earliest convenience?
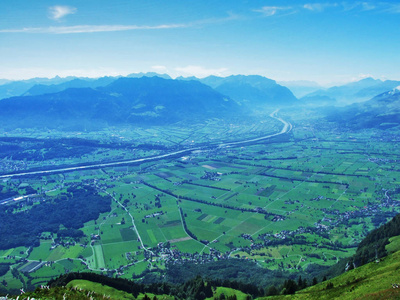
[0,110,292,179]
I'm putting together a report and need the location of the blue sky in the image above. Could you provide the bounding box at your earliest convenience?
[1,0,400,84]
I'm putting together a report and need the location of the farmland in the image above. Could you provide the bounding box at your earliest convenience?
[0,108,399,292]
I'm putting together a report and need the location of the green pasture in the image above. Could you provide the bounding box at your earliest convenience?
[29,264,65,286]
[2,114,400,290]
[387,235,400,254]
[102,241,138,268]
[173,239,205,253]
[93,244,105,269]
[207,286,249,300]
[67,279,136,299]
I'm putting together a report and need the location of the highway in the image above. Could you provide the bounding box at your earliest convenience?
[0,110,292,179]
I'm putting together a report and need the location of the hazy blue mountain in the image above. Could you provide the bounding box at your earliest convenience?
[278,80,322,98]
[326,86,400,129]
[23,77,117,96]
[300,95,336,105]
[175,76,198,81]
[302,77,400,104]
[0,76,79,100]
[0,79,12,85]
[0,77,238,129]
[98,77,237,118]
[127,72,172,79]
[186,75,298,106]
[353,79,400,98]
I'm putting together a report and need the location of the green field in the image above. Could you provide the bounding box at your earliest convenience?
[1,109,400,292]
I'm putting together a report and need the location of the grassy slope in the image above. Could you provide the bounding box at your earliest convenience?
[66,280,135,299]
[207,286,250,300]
[20,279,175,300]
[259,239,400,300]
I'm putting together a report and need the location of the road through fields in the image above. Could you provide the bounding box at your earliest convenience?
[0,110,292,179]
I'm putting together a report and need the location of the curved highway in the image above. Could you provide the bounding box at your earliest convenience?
[219,109,292,147]
[0,110,292,179]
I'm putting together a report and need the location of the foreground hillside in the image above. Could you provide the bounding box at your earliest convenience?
[262,246,400,300]
[13,212,400,300]
[15,244,400,300]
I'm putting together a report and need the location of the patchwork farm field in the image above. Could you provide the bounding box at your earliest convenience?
[1,110,399,292]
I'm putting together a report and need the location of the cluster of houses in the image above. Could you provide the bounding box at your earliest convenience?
[144,211,164,219]
[0,160,27,173]
[201,171,222,181]
[134,242,232,265]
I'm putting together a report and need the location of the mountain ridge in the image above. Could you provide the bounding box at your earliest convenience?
[178,74,298,106]
[326,86,400,129]
[302,77,400,104]
[0,76,239,129]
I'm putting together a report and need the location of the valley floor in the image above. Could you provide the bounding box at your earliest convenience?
[1,109,399,294]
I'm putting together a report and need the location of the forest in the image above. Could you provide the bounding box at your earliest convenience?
[0,186,110,249]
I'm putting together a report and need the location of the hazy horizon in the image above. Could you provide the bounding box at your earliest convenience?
[0,72,394,89]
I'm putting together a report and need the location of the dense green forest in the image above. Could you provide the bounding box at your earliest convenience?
[352,211,400,266]
[0,186,110,249]
[325,212,400,280]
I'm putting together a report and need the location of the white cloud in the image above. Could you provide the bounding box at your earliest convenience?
[350,73,375,82]
[303,3,338,12]
[252,2,399,19]
[303,4,322,11]
[174,65,228,78]
[341,2,374,11]
[0,24,186,34]
[48,5,77,21]
[0,13,237,35]
[385,3,400,13]
[253,6,292,17]
[340,2,400,13]
[151,66,168,73]
[361,2,375,11]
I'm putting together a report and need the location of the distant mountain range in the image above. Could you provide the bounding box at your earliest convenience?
[326,86,400,129]
[0,76,76,100]
[278,80,322,98]
[193,75,298,106]
[2,73,400,130]
[3,74,400,107]
[0,73,302,129]
[0,72,169,100]
[127,72,171,80]
[1,73,297,107]
[22,77,117,97]
[0,77,238,129]
[301,77,400,104]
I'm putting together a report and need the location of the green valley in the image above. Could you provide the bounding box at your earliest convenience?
[1,108,399,296]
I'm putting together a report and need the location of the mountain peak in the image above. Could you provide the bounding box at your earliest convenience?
[359,77,378,82]
[198,75,297,105]
[126,72,171,80]
[389,85,400,95]
[346,77,382,88]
